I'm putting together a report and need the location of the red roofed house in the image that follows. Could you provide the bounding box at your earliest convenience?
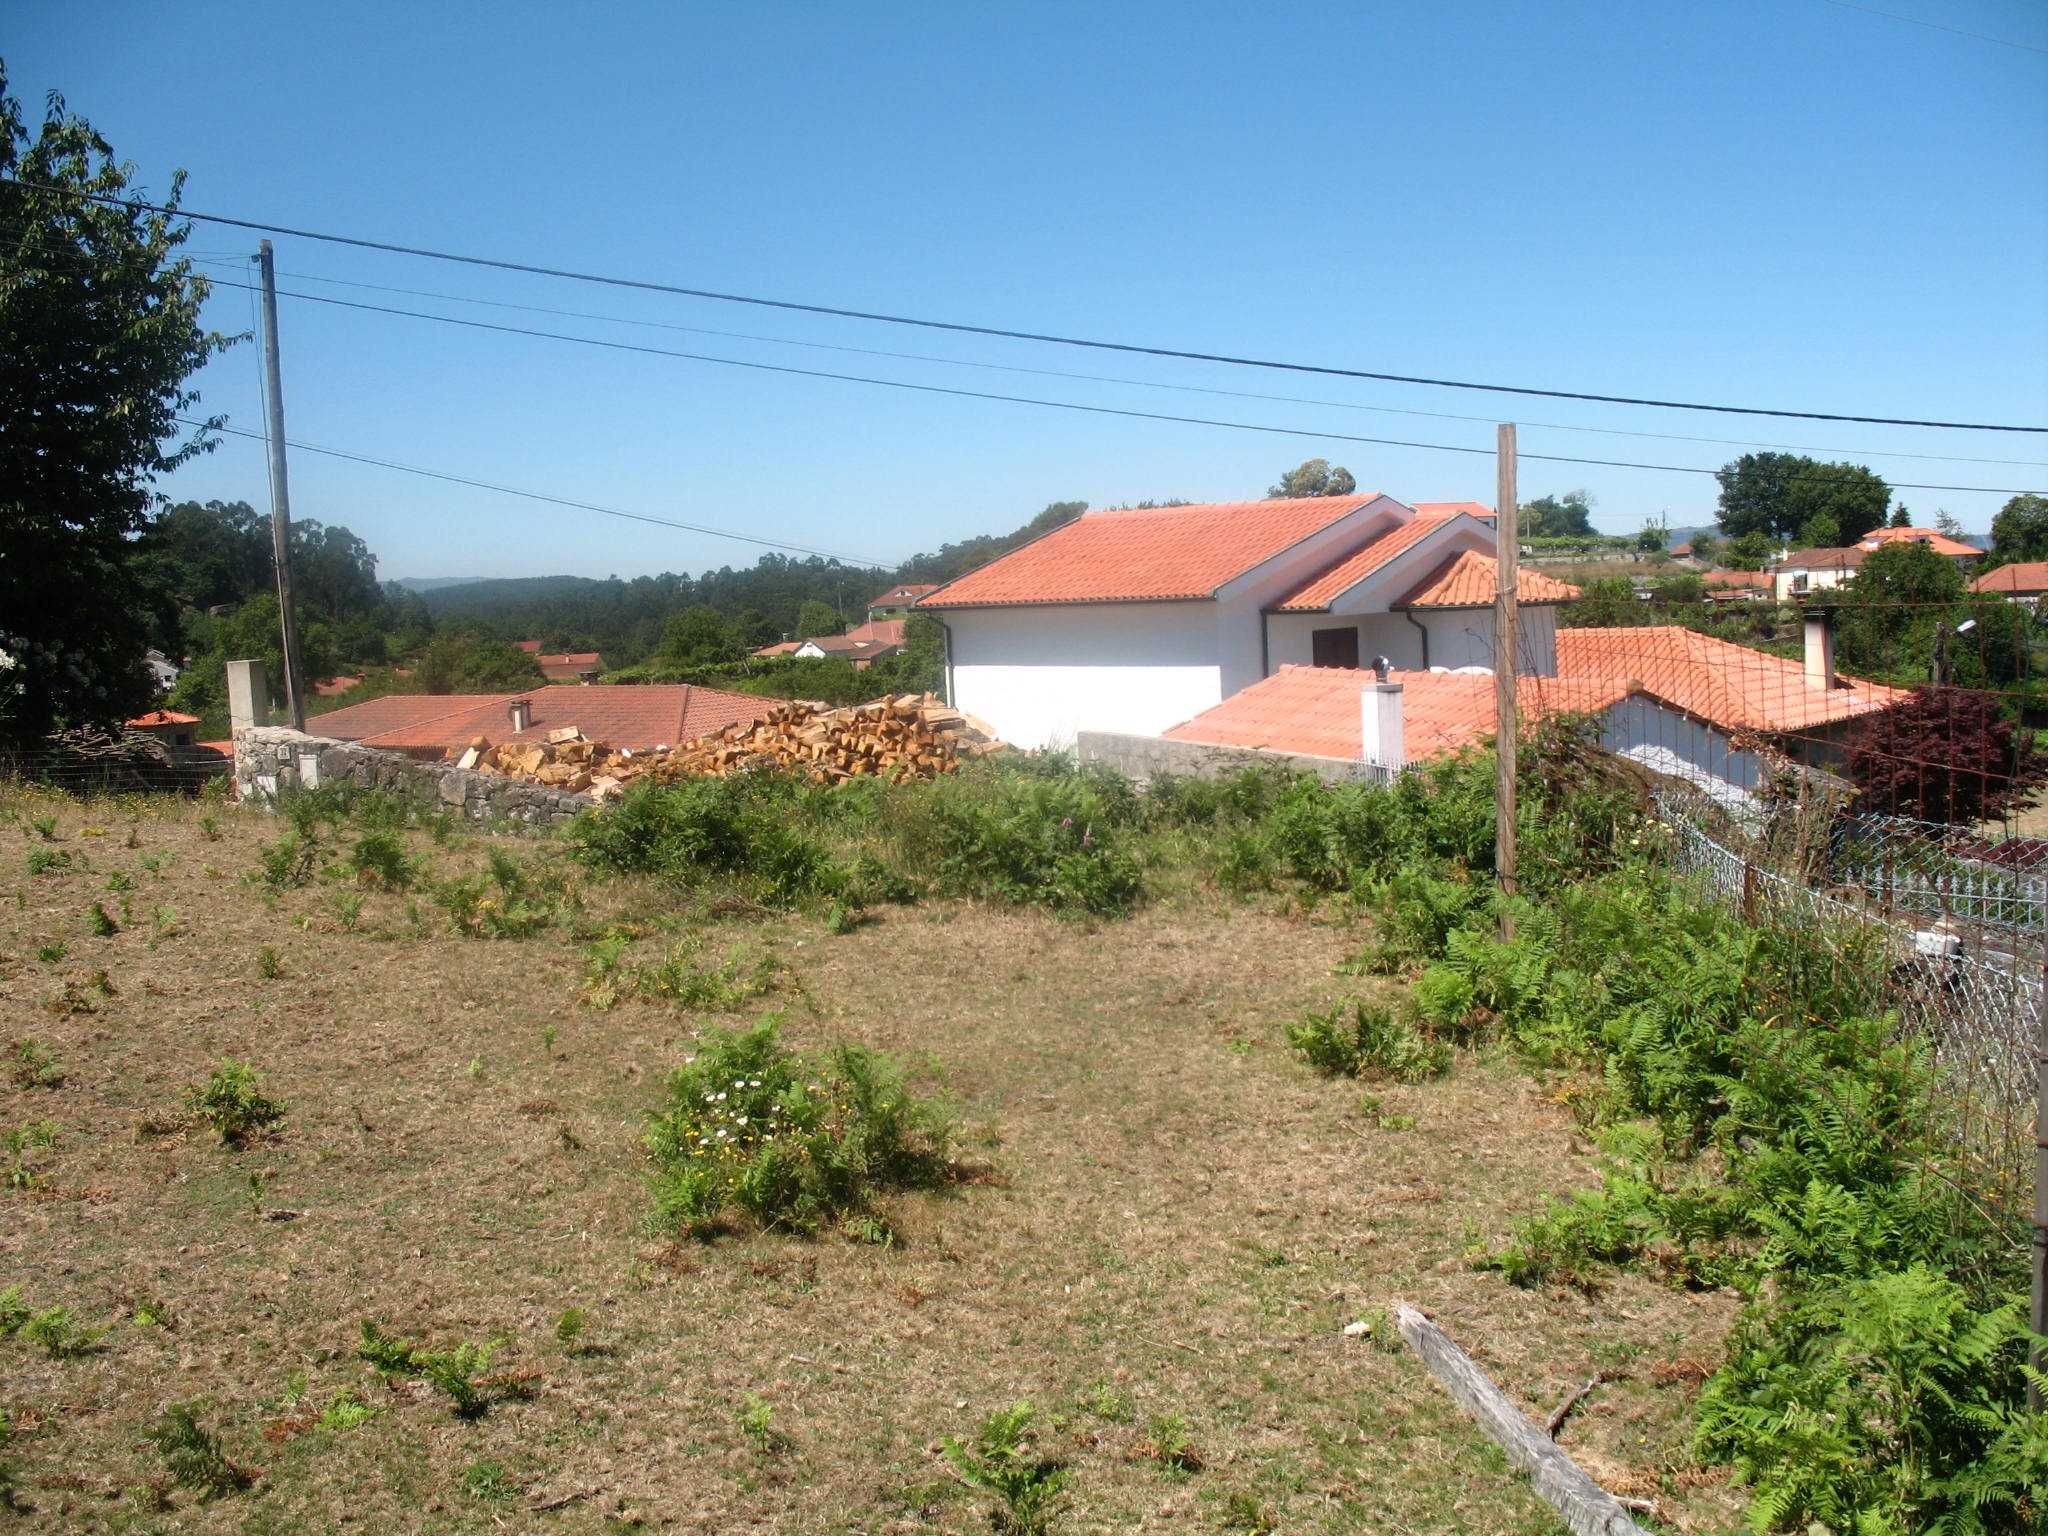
[127,710,203,749]
[1859,526,1982,565]
[868,584,938,619]
[915,493,1560,747]
[514,641,603,683]
[1970,562,2048,605]
[1165,618,1898,808]
[307,685,772,759]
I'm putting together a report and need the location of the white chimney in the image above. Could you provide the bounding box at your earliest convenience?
[508,698,533,733]
[1802,611,1835,693]
[1360,659,1405,772]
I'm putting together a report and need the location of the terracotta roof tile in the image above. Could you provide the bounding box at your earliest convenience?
[1164,625,1901,763]
[1552,627,1898,733]
[871,583,938,606]
[1972,561,2048,594]
[1393,550,1580,608]
[1410,500,1493,520]
[1164,666,1624,761]
[1702,570,1773,590]
[916,495,1379,608]
[1271,512,1461,612]
[1782,546,1868,571]
[308,685,773,753]
[843,618,906,646]
[127,710,201,726]
[1861,526,1981,558]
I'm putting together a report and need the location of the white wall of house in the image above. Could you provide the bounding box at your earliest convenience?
[1596,695,1762,800]
[1265,604,1559,675]
[940,496,1418,748]
[1772,565,1854,602]
[944,601,1226,749]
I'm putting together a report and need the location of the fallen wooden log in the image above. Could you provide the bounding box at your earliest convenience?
[1392,1303,1648,1536]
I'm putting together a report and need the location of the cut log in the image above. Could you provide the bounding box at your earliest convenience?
[1393,1304,1648,1536]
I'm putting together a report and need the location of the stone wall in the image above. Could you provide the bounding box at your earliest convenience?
[1074,731,1393,786]
[233,727,590,827]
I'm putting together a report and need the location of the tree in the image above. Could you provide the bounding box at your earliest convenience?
[1988,493,2048,567]
[794,599,842,639]
[1933,509,1967,540]
[0,68,232,739]
[1842,687,2048,824]
[415,632,544,694]
[1268,459,1356,498]
[1833,539,1965,679]
[1634,520,1666,556]
[1689,533,1722,565]
[167,593,340,733]
[1888,505,1912,529]
[1796,512,1841,551]
[1521,491,1595,538]
[1714,453,1890,545]
[660,606,743,668]
[1722,532,1774,571]
[290,521,381,622]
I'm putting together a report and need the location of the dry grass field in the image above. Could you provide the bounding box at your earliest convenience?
[0,784,1742,1534]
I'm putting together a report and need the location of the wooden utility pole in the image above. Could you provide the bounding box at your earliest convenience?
[257,239,307,731]
[1495,423,1519,935]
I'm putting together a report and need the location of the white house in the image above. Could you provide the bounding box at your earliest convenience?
[915,493,1575,749]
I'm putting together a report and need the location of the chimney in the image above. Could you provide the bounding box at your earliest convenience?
[226,659,270,735]
[508,698,533,734]
[1802,610,1835,692]
[1360,658,1405,773]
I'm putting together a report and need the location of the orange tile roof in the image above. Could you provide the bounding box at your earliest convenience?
[844,618,907,646]
[1702,570,1774,590]
[308,686,772,753]
[1552,627,1898,733]
[514,640,543,653]
[128,710,201,726]
[1971,561,2048,594]
[754,640,804,657]
[871,583,938,606]
[916,495,1379,608]
[312,675,362,697]
[1860,526,1980,558]
[1164,625,1901,763]
[1165,666,1624,762]
[1272,512,1460,612]
[1393,551,1580,608]
[1411,500,1493,520]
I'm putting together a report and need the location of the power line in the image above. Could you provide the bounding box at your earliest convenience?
[1815,0,2048,55]
[202,260,2048,471]
[8,177,2041,434]
[199,274,2048,498]
[179,417,891,567]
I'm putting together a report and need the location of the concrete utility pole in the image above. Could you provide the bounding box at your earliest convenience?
[1494,423,1519,938]
[257,239,307,731]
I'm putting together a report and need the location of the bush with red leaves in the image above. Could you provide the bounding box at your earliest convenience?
[1841,686,2048,824]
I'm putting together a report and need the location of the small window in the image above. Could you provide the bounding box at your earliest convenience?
[1311,627,1360,669]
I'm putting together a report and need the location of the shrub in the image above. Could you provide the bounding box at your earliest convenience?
[432,852,571,939]
[643,1018,953,1239]
[146,1404,253,1499]
[11,1039,64,1089]
[255,830,319,888]
[16,1305,106,1358]
[357,1320,519,1420]
[570,776,847,907]
[636,937,783,1011]
[890,766,1142,916]
[1285,1000,1450,1082]
[187,1061,285,1146]
[348,828,415,890]
[84,901,117,937]
[940,1402,1070,1536]
[25,848,68,876]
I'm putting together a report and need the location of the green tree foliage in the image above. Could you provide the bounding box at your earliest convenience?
[1832,540,1965,679]
[1987,493,2048,567]
[134,500,273,618]
[1888,504,1912,528]
[1268,459,1356,498]
[660,606,744,668]
[166,593,341,732]
[0,67,233,739]
[1715,452,1891,546]
[1520,490,1594,538]
[794,599,842,639]
[1722,532,1774,571]
[415,632,545,694]
[1795,511,1840,551]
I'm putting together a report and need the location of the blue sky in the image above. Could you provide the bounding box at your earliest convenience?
[10,0,2046,580]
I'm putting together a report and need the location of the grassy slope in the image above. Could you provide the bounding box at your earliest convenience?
[0,788,1739,1533]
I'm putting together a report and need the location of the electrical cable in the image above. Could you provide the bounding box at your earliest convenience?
[7,177,2040,433]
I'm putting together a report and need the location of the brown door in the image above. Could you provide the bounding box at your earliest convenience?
[1311,627,1360,669]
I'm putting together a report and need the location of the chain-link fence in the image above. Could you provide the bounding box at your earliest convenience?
[1657,791,2039,1198]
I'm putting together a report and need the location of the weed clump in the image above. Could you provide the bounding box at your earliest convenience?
[941,1401,1070,1536]
[644,1018,952,1239]
[187,1061,285,1146]
[145,1404,253,1500]
[357,1320,523,1419]
[1284,999,1450,1082]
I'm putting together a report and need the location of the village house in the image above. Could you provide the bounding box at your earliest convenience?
[305,684,771,760]
[1970,561,2048,605]
[914,493,1568,748]
[1162,617,1897,808]
[866,583,938,619]
[514,640,603,683]
[1771,545,1866,601]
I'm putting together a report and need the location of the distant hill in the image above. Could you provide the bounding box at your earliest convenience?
[390,576,490,592]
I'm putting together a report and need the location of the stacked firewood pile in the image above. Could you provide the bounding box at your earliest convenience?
[462,694,1002,800]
